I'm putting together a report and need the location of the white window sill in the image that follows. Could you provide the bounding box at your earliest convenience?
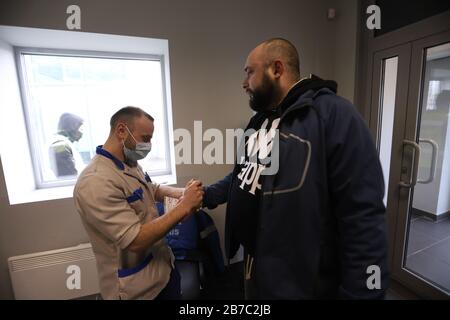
[8,172,177,205]
[8,185,75,206]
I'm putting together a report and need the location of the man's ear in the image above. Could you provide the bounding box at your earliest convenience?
[116,123,127,140]
[272,60,284,79]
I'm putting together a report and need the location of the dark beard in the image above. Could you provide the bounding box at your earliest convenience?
[248,74,278,112]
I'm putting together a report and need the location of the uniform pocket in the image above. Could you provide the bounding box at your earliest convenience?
[117,254,171,300]
[126,187,144,203]
[118,267,150,300]
[126,187,145,217]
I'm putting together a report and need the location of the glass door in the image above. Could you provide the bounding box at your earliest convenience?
[393,31,450,298]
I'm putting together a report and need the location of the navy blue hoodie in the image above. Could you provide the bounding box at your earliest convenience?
[204,75,389,299]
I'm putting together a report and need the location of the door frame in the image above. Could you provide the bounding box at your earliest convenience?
[357,2,450,298]
[369,44,411,270]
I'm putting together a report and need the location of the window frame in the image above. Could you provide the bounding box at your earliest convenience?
[15,46,174,189]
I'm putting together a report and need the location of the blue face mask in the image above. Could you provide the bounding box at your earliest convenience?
[123,126,152,162]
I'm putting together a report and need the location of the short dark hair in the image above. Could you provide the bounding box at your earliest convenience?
[110,106,154,132]
[262,38,300,79]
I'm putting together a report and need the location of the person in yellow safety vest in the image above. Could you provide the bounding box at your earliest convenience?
[49,112,85,177]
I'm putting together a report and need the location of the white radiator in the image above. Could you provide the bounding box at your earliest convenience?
[8,243,100,300]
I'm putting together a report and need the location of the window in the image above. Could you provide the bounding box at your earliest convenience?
[17,49,172,188]
[0,26,176,204]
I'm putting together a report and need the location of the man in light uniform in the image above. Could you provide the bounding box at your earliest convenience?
[74,106,203,300]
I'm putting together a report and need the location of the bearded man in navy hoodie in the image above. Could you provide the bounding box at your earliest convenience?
[203,38,389,299]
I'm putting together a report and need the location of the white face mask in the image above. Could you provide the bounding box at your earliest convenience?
[123,126,152,161]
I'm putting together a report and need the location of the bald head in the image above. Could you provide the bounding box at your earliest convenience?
[257,38,300,80]
[243,38,301,112]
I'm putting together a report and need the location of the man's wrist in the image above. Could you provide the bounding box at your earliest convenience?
[175,201,191,218]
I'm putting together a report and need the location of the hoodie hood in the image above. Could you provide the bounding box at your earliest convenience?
[57,113,84,142]
[277,74,337,116]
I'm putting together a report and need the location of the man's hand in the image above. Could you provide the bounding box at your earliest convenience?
[179,180,203,215]
[184,178,200,190]
[128,179,204,253]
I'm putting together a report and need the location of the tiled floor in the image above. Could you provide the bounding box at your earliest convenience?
[405,213,450,293]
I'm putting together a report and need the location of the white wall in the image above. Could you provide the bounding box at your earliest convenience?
[332,0,358,103]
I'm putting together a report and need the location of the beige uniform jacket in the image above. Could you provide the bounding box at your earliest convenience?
[74,146,174,300]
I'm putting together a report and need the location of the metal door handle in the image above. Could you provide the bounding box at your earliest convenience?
[399,140,421,188]
[417,139,438,184]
